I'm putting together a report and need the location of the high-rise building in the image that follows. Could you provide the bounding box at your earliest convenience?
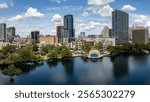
[112,10,129,45]
[63,14,75,43]
[101,26,109,38]
[78,32,86,40]
[132,27,149,44]
[7,27,16,42]
[0,23,7,42]
[56,26,64,44]
[109,29,113,38]
[31,31,40,43]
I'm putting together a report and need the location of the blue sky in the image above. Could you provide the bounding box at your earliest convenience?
[0,0,150,37]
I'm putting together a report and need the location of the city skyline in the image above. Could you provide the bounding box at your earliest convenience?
[0,0,150,37]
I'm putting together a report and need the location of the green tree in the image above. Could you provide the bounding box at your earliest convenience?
[41,45,55,55]
[6,53,21,63]
[61,47,72,58]
[121,43,132,52]
[2,64,22,76]
[94,42,103,50]
[82,43,93,52]
[107,45,116,53]
[0,51,5,60]
[48,50,58,59]
[2,45,17,55]
[32,44,39,52]
[19,47,36,62]
[35,55,44,61]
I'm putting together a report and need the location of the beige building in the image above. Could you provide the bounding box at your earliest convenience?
[70,41,84,50]
[39,36,58,45]
[0,42,9,50]
[0,42,3,50]
[83,37,116,47]
[132,27,149,44]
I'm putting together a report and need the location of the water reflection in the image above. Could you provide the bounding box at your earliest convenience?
[132,55,148,65]
[111,55,129,79]
[81,57,102,63]
[47,61,58,68]
[15,62,44,74]
[61,58,74,76]
[0,55,150,85]
[10,77,15,83]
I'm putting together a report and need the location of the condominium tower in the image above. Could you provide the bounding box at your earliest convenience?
[0,23,7,42]
[112,10,129,45]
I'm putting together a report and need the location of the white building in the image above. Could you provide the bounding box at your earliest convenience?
[101,26,110,38]
[70,41,84,50]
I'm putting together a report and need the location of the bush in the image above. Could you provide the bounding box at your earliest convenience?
[2,64,22,76]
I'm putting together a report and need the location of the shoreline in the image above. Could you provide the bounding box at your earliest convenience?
[0,52,149,66]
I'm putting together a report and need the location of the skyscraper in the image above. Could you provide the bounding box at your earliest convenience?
[31,31,40,43]
[56,26,64,44]
[0,23,7,42]
[112,10,129,45]
[7,27,16,42]
[63,14,75,43]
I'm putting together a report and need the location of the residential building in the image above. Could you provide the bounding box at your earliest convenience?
[0,23,7,42]
[63,14,75,43]
[87,34,100,38]
[31,31,40,43]
[132,27,149,44]
[83,37,116,47]
[112,10,129,45]
[56,26,64,44]
[7,27,15,43]
[39,36,58,45]
[70,41,84,50]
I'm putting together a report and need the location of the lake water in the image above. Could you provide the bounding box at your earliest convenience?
[0,55,150,85]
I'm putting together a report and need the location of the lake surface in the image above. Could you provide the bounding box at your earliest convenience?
[0,55,150,85]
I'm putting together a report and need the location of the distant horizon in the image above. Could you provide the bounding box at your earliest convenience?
[0,0,150,37]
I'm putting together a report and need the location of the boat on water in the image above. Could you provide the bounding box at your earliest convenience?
[103,51,111,57]
[141,49,150,54]
[87,48,103,59]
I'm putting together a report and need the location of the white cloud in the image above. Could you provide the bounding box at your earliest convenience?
[132,14,148,22]
[82,11,89,17]
[76,21,101,32]
[98,5,113,17]
[145,21,150,27]
[25,7,44,19]
[8,15,24,21]
[89,21,101,29]
[51,14,63,26]
[8,7,44,22]
[88,0,115,6]
[46,6,83,11]
[121,5,136,12]
[51,14,62,22]
[139,15,147,21]
[130,13,150,28]
[87,6,100,14]
[0,3,8,9]
[50,0,66,3]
